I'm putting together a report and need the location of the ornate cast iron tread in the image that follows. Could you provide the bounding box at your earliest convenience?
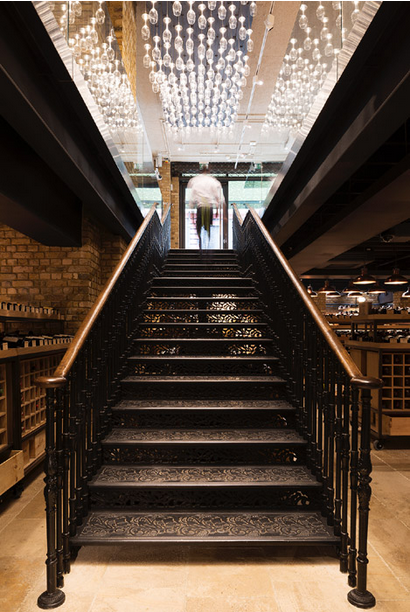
[142,309,264,314]
[113,399,295,411]
[71,511,339,544]
[91,465,320,487]
[103,428,304,444]
[122,375,285,384]
[128,356,278,362]
[137,323,268,328]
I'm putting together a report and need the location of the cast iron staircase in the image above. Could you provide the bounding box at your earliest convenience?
[72,250,338,547]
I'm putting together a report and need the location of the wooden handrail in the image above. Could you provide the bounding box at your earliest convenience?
[233,204,382,389]
[37,203,169,388]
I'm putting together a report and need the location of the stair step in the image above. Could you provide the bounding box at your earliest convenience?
[129,356,277,362]
[148,287,258,296]
[137,323,268,340]
[122,375,285,385]
[153,277,254,286]
[111,399,296,430]
[141,311,265,324]
[103,428,302,445]
[90,465,318,487]
[113,399,295,411]
[132,338,274,357]
[146,297,260,309]
[71,510,339,545]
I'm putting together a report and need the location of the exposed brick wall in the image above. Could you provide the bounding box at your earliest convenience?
[171,177,180,248]
[0,215,128,334]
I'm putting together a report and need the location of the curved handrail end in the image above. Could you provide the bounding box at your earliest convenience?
[351,375,383,390]
[36,375,67,389]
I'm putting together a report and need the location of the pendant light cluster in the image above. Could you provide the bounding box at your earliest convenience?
[53,2,141,133]
[141,1,255,136]
[263,1,363,134]
[309,266,410,300]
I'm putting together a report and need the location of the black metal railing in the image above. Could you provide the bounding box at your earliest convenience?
[232,205,381,610]
[36,203,171,609]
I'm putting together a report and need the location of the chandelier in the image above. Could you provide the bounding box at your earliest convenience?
[141,1,256,136]
[263,1,363,134]
[52,1,141,133]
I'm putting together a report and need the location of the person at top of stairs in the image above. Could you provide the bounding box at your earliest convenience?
[188,165,224,250]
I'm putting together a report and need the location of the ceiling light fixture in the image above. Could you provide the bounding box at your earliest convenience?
[306,284,318,298]
[352,267,377,286]
[263,2,364,133]
[142,1,255,137]
[317,280,337,294]
[384,268,408,286]
[367,282,385,295]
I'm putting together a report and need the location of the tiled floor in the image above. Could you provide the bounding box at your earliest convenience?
[1,448,409,612]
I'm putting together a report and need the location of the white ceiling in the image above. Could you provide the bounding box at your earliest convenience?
[135,1,300,165]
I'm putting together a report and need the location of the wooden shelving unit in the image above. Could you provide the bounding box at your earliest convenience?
[0,363,8,453]
[347,341,410,448]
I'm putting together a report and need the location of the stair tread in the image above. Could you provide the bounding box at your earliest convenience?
[134,338,273,341]
[71,510,339,544]
[113,399,295,411]
[103,428,304,444]
[138,322,268,326]
[143,309,263,314]
[91,465,319,487]
[129,356,278,361]
[122,375,285,383]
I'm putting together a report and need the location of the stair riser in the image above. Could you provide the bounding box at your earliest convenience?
[142,313,264,323]
[129,362,280,377]
[121,381,287,401]
[111,409,296,430]
[160,272,243,277]
[153,278,254,287]
[102,444,306,466]
[149,288,258,297]
[132,339,273,356]
[146,299,260,310]
[89,486,321,511]
[137,325,268,339]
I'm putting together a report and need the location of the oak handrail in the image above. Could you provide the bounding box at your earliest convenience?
[37,203,167,388]
[233,204,382,390]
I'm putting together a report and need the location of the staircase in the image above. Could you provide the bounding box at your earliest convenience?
[72,249,338,548]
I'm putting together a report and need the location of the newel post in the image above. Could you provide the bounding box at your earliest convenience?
[37,384,66,609]
[347,385,376,609]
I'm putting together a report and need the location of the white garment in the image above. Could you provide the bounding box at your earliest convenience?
[188,173,223,208]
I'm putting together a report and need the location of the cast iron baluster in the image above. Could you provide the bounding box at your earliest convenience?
[55,387,64,588]
[37,388,65,609]
[326,354,336,525]
[61,385,71,574]
[348,385,359,587]
[348,387,376,608]
[305,318,313,469]
[310,325,318,476]
[334,362,343,537]
[68,377,77,538]
[340,372,351,573]
[316,339,324,483]
[322,345,330,515]
[84,345,94,481]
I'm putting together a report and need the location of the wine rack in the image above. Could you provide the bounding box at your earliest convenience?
[381,352,410,411]
[0,363,7,452]
[20,355,60,438]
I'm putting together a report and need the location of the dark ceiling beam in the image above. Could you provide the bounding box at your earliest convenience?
[262,3,410,248]
[0,2,143,244]
[289,165,410,275]
[0,117,82,245]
